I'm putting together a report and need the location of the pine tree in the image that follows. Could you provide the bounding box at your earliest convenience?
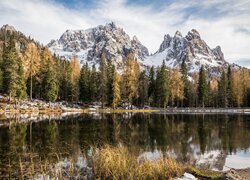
[43,60,58,102]
[148,66,155,106]
[89,64,98,102]
[2,36,21,99]
[180,58,189,107]
[198,65,207,108]
[227,66,233,107]
[99,53,108,108]
[154,61,169,108]
[112,70,121,109]
[138,70,149,107]
[107,60,115,106]
[79,62,90,102]
[0,50,3,92]
[218,70,228,107]
[16,57,27,99]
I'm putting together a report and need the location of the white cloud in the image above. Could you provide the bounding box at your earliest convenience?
[0,0,249,67]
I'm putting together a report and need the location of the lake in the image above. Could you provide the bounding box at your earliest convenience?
[0,113,250,178]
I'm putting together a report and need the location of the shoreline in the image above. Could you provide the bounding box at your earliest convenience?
[1,107,250,114]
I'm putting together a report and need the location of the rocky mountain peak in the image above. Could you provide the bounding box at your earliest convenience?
[143,29,229,76]
[48,23,149,70]
[186,29,201,40]
[0,24,16,33]
[174,30,182,38]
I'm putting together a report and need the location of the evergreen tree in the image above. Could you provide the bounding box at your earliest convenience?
[107,60,115,106]
[218,70,228,107]
[79,62,90,102]
[138,70,149,107]
[155,61,169,108]
[198,65,207,108]
[16,57,27,99]
[112,70,121,109]
[227,66,233,107]
[2,36,22,99]
[89,64,98,102]
[99,53,108,108]
[43,60,58,102]
[180,58,189,107]
[148,66,155,106]
[0,50,3,92]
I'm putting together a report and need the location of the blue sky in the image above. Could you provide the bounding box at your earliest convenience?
[0,0,250,67]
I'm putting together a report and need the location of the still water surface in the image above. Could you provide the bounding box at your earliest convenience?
[0,113,250,177]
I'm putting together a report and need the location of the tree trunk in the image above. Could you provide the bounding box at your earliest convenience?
[30,73,32,100]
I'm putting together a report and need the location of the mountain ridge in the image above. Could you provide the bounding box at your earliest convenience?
[47,22,239,76]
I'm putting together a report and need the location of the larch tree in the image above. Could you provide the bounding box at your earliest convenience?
[231,70,243,107]
[123,53,140,108]
[69,55,81,101]
[112,70,121,109]
[198,65,207,108]
[240,68,250,106]
[23,42,41,100]
[169,69,184,107]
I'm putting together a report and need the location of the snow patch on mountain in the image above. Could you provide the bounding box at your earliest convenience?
[48,22,149,70]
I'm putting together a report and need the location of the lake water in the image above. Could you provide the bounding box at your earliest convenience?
[0,113,250,178]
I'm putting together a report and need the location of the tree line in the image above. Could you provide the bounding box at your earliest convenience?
[0,34,250,108]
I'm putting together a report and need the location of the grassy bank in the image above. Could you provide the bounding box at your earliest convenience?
[93,145,221,179]
[93,145,183,179]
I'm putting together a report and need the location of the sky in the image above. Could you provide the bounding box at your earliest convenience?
[0,0,250,67]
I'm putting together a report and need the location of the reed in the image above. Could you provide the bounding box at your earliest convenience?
[93,145,184,179]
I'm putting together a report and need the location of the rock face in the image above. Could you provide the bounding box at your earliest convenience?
[0,24,16,33]
[48,22,149,70]
[48,23,239,76]
[143,29,231,76]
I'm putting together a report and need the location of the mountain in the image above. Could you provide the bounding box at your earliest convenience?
[48,23,238,76]
[48,22,149,70]
[143,29,231,76]
[0,24,40,55]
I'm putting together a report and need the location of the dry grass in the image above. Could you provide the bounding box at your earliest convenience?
[93,145,184,179]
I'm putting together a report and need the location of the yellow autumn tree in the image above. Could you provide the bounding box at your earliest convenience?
[23,42,41,100]
[231,70,244,107]
[169,69,184,107]
[112,71,121,109]
[123,53,140,108]
[69,55,81,101]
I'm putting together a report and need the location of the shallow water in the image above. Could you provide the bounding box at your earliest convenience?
[0,113,250,178]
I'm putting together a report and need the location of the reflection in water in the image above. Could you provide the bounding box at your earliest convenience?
[0,113,250,178]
